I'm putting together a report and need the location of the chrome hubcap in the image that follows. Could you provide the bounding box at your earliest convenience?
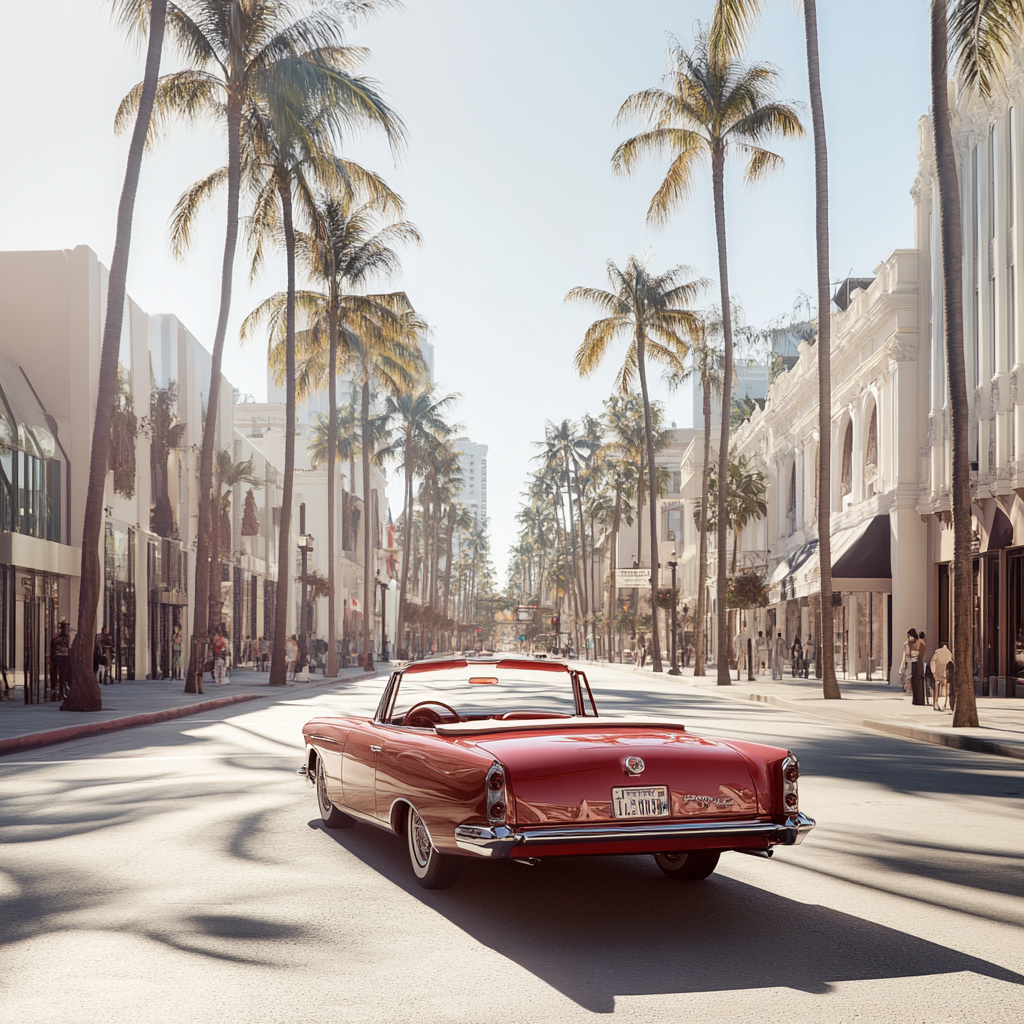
[411,811,431,867]
[318,765,331,812]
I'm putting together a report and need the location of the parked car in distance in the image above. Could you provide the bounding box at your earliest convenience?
[302,657,814,888]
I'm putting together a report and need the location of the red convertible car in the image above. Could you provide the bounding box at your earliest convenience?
[302,657,814,888]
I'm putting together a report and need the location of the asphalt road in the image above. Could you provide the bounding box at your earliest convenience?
[2,664,1022,1024]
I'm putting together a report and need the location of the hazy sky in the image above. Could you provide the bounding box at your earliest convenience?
[0,0,930,576]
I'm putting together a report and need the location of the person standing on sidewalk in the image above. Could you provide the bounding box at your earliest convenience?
[930,641,954,712]
[171,625,183,679]
[96,626,115,684]
[804,635,817,678]
[771,632,784,680]
[733,625,751,680]
[211,627,228,686]
[754,631,769,677]
[919,631,934,704]
[50,621,70,700]
[899,629,919,696]
[790,636,803,678]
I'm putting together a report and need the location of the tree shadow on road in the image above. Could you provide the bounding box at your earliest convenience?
[311,819,1024,1014]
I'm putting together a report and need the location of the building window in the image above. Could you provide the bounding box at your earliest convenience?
[864,406,878,495]
[786,464,796,534]
[840,422,853,497]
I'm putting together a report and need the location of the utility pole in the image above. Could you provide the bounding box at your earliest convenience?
[668,553,680,676]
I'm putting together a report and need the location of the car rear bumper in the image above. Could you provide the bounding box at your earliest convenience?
[454,812,815,858]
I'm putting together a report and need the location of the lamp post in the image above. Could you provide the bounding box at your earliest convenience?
[296,504,313,676]
[668,552,680,676]
[376,571,396,662]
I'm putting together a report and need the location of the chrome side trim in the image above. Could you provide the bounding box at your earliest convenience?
[453,813,815,859]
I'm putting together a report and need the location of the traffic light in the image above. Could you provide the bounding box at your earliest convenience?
[552,615,560,632]
[476,626,481,634]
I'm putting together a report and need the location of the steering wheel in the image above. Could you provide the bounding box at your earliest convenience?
[404,701,463,728]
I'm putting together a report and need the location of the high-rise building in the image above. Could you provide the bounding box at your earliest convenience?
[454,439,488,522]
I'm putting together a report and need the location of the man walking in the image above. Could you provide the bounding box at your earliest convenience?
[50,621,70,700]
[770,631,784,680]
[754,631,770,677]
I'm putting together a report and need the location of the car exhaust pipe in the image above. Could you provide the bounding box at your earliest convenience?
[514,857,541,867]
[736,848,773,858]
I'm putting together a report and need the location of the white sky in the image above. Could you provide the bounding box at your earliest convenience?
[0,0,929,578]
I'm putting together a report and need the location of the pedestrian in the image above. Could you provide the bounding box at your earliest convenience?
[96,626,115,683]
[790,636,803,678]
[899,628,919,696]
[919,631,934,704]
[259,636,269,671]
[733,624,752,680]
[930,640,954,712]
[754,630,770,677]
[50,621,71,700]
[171,624,183,679]
[286,634,298,680]
[770,631,784,680]
[212,627,229,685]
[804,635,817,678]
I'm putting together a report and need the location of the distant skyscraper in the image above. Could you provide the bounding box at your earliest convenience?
[454,439,488,522]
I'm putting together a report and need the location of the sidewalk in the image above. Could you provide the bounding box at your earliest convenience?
[604,661,1024,761]
[0,665,377,756]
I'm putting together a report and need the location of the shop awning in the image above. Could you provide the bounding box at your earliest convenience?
[769,516,893,601]
[830,515,891,592]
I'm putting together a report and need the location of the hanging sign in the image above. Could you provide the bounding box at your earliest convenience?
[614,568,651,585]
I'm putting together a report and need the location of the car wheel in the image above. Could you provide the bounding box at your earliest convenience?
[653,850,720,880]
[316,759,355,829]
[407,805,463,889]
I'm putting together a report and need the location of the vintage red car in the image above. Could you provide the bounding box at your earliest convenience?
[302,657,814,888]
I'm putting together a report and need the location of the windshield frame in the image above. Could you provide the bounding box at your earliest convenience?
[374,659,598,725]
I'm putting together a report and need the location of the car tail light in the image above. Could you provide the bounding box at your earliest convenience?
[486,763,508,823]
[781,754,799,814]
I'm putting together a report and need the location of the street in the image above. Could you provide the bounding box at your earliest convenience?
[2,664,1022,1024]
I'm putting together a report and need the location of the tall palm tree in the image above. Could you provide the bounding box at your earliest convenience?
[924,0,1024,726]
[613,29,803,684]
[664,315,723,677]
[386,386,460,655]
[130,0,405,693]
[209,450,262,629]
[567,256,702,672]
[248,184,417,675]
[711,0,839,695]
[237,68,389,686]
[64,0,167,712]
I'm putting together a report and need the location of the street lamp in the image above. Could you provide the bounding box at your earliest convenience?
[668,551,680,676]
[297,503,314,677]
[376,571,397,661]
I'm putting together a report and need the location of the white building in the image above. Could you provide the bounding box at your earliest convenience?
[454,439,488,523]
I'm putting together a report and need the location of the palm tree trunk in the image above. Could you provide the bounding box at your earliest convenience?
[636,330,663,672]
[361,367,374,663]
[396,430,414,657]
[607,491,621,661]
[803,0,842,700]
[930,1,979,726]
[186,87,242,695]
[65,0,167,712]
[270,178,297,687]
[208,487,221,630]
[712,145,735,686]
[325,304,339,677]
[694,376,712,676]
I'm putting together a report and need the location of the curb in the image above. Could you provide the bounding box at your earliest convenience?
[0,693,262,756]
[862,719,1024,761]
[0,668,381,757]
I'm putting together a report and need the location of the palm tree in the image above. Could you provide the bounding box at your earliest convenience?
[613,28,803,684]
[664,315,724,677]
[386,386,460,656]
[249,183,418,676]
[209,450,262,630]
[711,0,840,696]
[130,0,405,693]
[64,0,167,712]
[567,256,703,672]
[238,68,389,686]
[927,1,1023,726]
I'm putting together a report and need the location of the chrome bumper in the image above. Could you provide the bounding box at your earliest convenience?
[454,813,815,859]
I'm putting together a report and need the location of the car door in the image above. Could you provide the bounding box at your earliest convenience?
[341,719,389,819]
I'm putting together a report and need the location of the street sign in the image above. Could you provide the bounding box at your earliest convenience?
[614,568,651,585]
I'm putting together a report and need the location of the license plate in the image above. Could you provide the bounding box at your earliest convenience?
[611,785,670,818]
